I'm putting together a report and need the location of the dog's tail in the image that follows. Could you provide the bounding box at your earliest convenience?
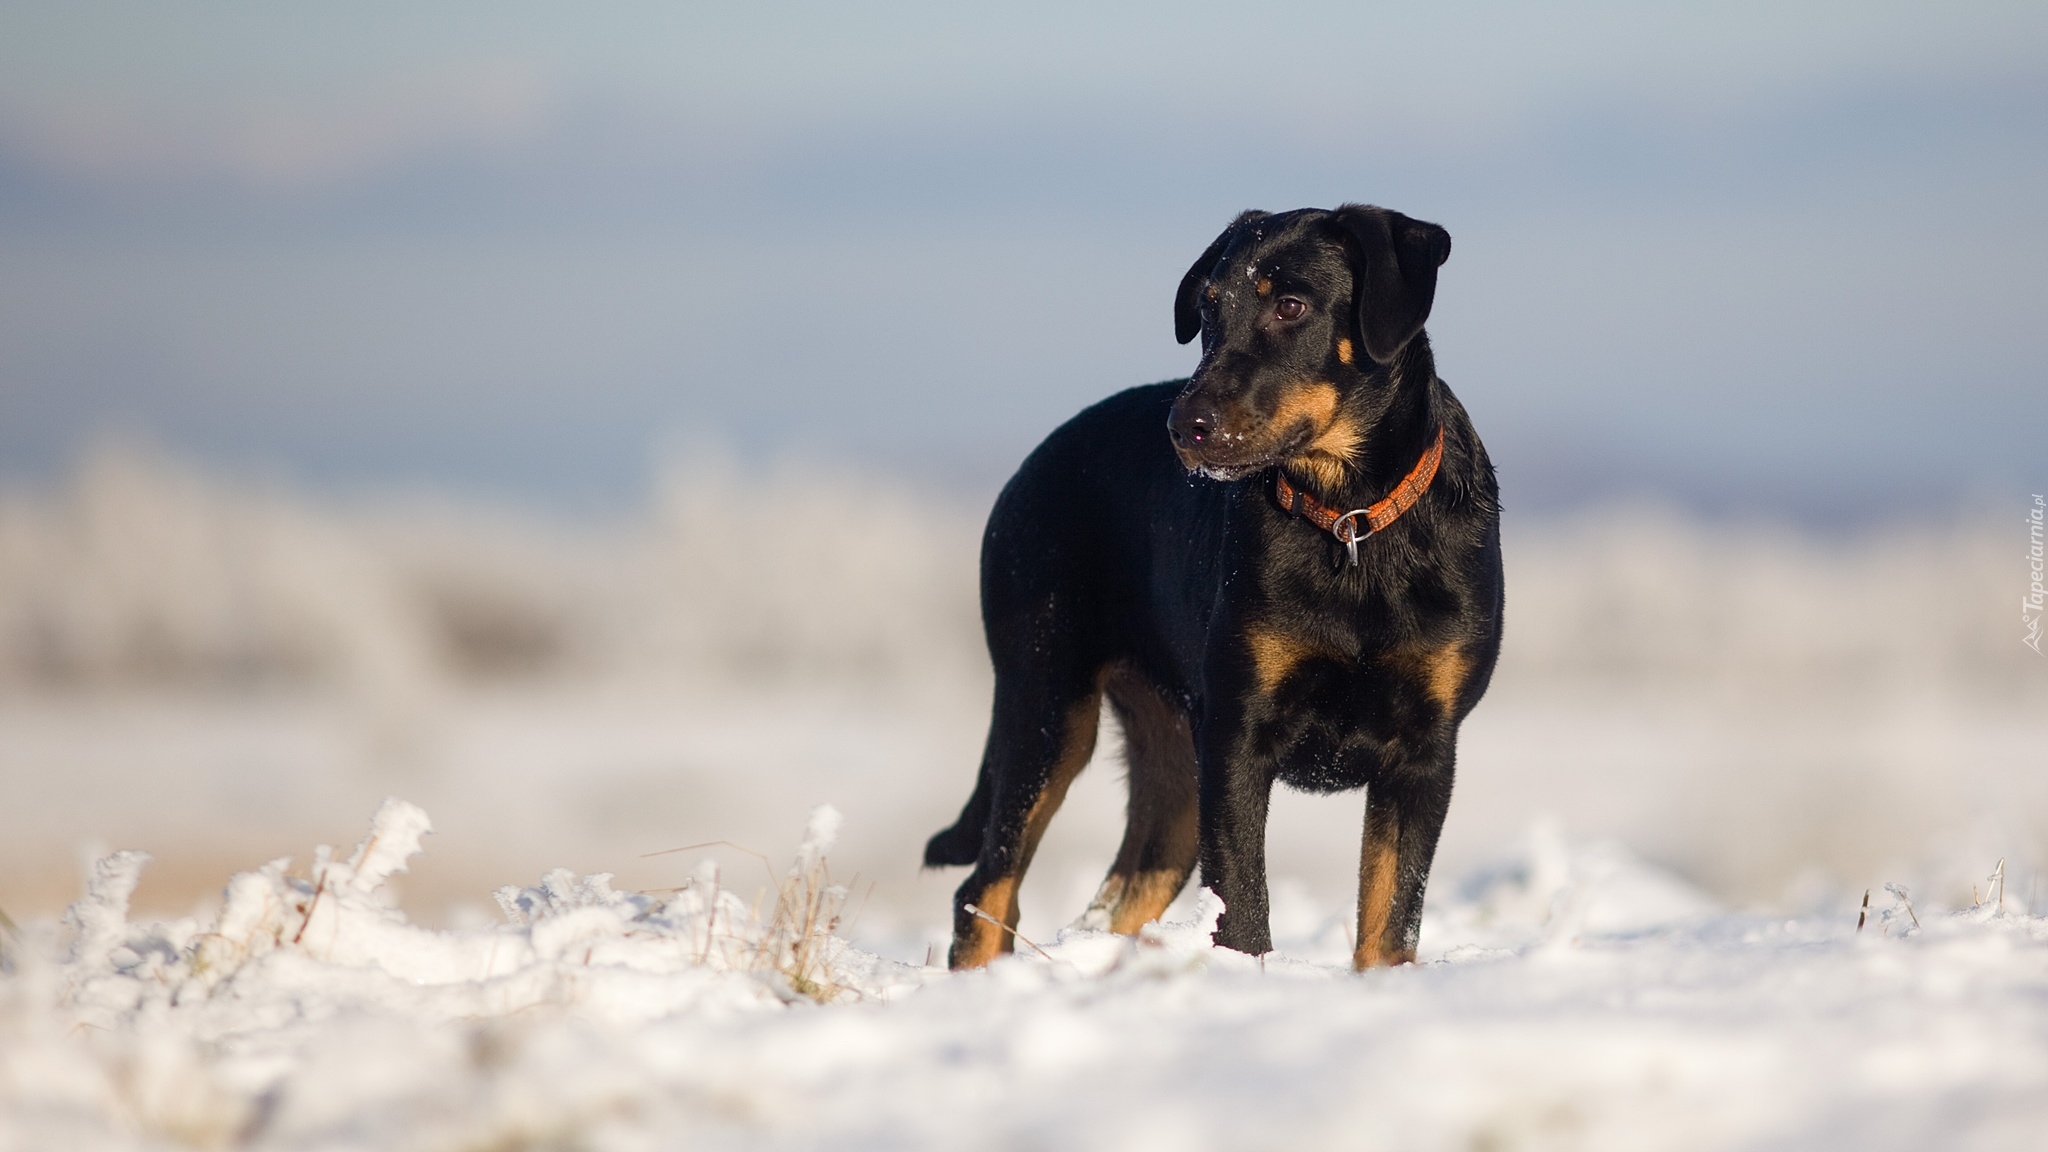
[922,767,992,867]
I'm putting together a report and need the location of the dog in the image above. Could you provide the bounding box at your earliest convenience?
[925,204,1502,970]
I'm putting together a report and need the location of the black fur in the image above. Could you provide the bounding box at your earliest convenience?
[927,205,1503,968]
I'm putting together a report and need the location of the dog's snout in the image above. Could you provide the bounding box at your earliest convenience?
[1168,399,1219,446]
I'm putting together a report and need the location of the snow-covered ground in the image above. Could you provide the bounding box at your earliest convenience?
[5,799,2046,1151]
[3,448,2046,1148]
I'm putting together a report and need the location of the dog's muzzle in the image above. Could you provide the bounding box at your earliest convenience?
[1166,396,1220,454]
[1167,390,1281,478]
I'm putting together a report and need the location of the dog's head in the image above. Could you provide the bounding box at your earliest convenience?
[1166,205,1450,481]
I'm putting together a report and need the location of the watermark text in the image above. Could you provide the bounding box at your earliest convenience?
[2026,494,2045,655]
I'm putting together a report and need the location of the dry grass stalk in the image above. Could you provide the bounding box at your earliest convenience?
[749,843,852,1002]
[1974,858,2007,912]
[290,870,328,946]
[962,902,1054,961]
[1881,882,1920,934]
[636,808,861,1002]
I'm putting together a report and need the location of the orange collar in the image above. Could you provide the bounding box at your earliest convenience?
[1273,426,1444,565]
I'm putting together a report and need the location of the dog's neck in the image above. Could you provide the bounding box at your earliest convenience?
[1283,334,1442,512]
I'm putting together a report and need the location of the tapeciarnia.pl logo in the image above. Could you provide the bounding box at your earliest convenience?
[2027,494,2045,655]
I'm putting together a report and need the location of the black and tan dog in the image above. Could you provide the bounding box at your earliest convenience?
[925,204,1502,970]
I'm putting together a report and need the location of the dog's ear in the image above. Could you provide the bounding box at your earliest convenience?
[1174,210,1267,345]
[1331,205,1451,365]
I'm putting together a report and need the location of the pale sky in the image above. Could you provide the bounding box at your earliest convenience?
[1,1,2043,515]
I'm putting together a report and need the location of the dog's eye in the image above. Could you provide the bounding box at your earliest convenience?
[1274,298,1307,322]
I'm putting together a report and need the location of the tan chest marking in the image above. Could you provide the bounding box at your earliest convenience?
[1386,644,1470,711]
[1245,629,1313,696]
[1245,628,1343,696]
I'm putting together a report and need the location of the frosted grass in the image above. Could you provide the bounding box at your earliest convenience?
[5,800,2046,1151]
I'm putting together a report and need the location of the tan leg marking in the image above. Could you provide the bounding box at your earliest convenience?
[1082,666,1200,935]
[1109,869,1190,933]
[951,689,1102,969]
[1079,873,1127,930]
[1018,704,1094,855]
[1354,800,1411,969]
[952,876,1018,969]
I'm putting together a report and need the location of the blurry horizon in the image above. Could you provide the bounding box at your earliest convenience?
[2,2,2044,521]
[3,438,2043,936]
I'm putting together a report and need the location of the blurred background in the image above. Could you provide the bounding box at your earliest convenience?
[1,1,2044,955]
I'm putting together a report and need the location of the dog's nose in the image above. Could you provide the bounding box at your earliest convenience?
[1168,401,1217,446]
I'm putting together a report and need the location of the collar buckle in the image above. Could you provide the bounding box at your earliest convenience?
[1329,509,1375,567]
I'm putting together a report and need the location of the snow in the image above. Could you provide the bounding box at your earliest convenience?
[3,449,2046,1148]
[6,801,2047,1151]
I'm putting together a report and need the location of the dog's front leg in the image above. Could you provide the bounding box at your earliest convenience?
[1354,764,1454,968]
[1196,712,1275,956]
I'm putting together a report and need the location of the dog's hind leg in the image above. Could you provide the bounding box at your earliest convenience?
[946,667,1104,969]
[1076,665,1199,934]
